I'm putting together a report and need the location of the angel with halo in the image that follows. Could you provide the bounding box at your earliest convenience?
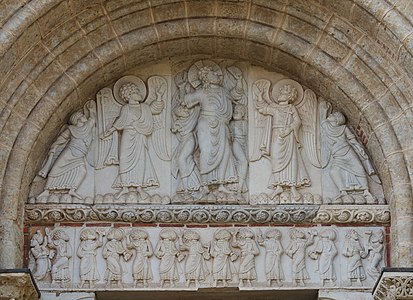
[251,78,321,201]
[100,75,170,200]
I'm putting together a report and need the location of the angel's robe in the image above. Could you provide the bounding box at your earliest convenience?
[112,101,163,189]
[184,85,237,186]
[260,103,310,188]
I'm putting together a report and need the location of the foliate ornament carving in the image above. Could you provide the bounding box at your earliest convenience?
[313,205,390,224]
[373,272,413,300]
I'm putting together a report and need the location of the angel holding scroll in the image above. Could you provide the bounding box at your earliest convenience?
[101,75,169,200]
[251,79,321,201]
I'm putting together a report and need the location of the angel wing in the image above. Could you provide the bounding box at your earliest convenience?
[295,89,321,167]
[249,79,273,161]
[91,87,121,169]
[146,75,171,161]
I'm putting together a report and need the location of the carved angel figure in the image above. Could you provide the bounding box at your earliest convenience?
[155,229,180,287]
[30,230,51,281]
[252,79,319,201]
[127,229,153,287]
[286,228,316,286]
[320,102,376,203]
[365,229,384,280]
[38,101,96,200]
[179,230,210,287]
[257,228,284,287]
[231,228,260,287]
[101,75,169,201]
[102,228,132,287]
[46,228,72,285]
[183,60,238,193]
[342,229,367,286]
[309,228,337,286]
[77,228,104,288]
[210,229,237,287]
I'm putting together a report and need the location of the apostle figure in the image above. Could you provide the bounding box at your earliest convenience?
[211,229,238,287]
[30,230,51,281]
[47,228,72,286]
[155,229,180,287]
[127,229,153,287]
[343,229,368,286]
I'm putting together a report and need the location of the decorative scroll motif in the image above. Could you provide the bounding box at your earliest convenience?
[29,60,386,206]
[25,204,390,225]
[29,226,386,290]
[373,272,413,300]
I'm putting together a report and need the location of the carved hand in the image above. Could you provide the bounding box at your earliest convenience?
[101,128,115,139]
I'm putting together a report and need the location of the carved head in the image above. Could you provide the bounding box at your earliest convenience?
[130,229,148,241]
[198,66,221,86]
[31,230,43,247]
[238,228,254,239]
[214,229,231,241]
[289,228,305,240]
[70,111,86,126]
[107,228,124,241]
[120,82,144,103]
[278,84,298,103]
[265,228,282,240]
[320,229,336,241]
[328,111,346,126]
[183,230,200,241]
[51,229,69,242]
[80,228,97,241]
[160,228,177,241]
[345,229,359,241]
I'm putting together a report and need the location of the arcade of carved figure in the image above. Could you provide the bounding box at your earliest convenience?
[286,228,316,286]
[29,230,51,281]
[211,229,238,287]
[38,101,97,201]
[155,229,181,288]
[127,229,153,287]
[365,229,385,280]
[231,228,260,287]
[342,229,368,286]
[101,76,168,201]
[103,228,132,287]
[77,228,105,288]
[309,229,338,286]
[179,230,211,287]
[46,228,72,286]
[320,101,377,204]
[257,228,284,287]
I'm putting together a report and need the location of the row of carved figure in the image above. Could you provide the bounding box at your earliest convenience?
[31,60,382,205]
[30,226,385,289]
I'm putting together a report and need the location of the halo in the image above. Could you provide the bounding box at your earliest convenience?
[187,60,223,88]
[271,78,303,104]
[113,75,146,105]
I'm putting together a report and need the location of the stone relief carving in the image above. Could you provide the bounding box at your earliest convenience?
[102,228,132,287]
[127,229,153,287]
[29,230,51,281]
[77,228,105,288]
[30,60,385,206]
[29,225,385,290]
[257,228,284,287]
[365,229,385,280]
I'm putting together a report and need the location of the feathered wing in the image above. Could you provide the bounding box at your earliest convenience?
[295,89,321,167]
[249,79,273,161]
[91,87,121,169]
[147,75,171,161]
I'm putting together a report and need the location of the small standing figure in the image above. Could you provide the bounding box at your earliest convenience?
[46,228,72,286]
[257,228,284,287]
[231,229,260,287]
[309,229,338,286]
[102,228,132,287]
[211,229,238,287]
[77,228,105,288]
[30,230,51,281]
[127,229,153,287]
[286,228,316,286]
[365,230,385,280]
[155,229,180,288]
[179,230,210,287]
[342,229,368,286]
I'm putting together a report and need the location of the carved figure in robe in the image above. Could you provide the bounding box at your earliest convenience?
[102,228,132,287]
[127,229,153,287]
[46,228,72,286]
[155,229,180,287]
[320,101,376,203]
[342,229,368,286]
[365,229,384,280]
[286,228,316,286]
[257,228,284,287]
[184,60,238,193]
[309,228,337,286]
[231,228,260,287]
[210,229,238,287]
[252,79,320,201]
[30,230,51,281]
[77,228,105,288]
[38,101,97,200]
[230,104,248,193]
[101,75,169,201]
